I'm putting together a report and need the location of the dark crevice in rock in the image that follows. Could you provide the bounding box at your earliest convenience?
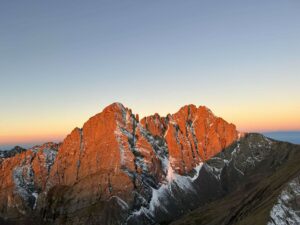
[76,128,84,181]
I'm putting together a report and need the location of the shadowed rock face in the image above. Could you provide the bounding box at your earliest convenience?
[170,134,300,225]
[0,146,26,159]
[5,103,298,225]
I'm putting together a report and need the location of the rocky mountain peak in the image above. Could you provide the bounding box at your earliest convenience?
[0,103,299,225]
[0,102,241,225]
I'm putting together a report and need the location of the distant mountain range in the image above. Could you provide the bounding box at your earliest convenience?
[263,131,300,145]
[0,103,299,225]
[0,146,26,158]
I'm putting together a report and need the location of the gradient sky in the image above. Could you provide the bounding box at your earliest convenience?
[1,0,300,148]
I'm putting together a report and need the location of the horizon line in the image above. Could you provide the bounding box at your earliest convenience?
[1,129,300,150]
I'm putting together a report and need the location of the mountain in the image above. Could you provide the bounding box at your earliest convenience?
[170,134,300,225]
[0,146,27,159]
[0,143,59,223]
[0,103,299,225]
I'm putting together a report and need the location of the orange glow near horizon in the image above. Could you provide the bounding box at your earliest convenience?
[1,103,299,147]
[0,134,66,146]
[223,113,300,133]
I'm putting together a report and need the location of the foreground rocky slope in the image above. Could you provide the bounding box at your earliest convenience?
[171,134,300,225]
[0,103,299,225]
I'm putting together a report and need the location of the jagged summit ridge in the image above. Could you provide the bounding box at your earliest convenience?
[55,102,238,223]
[1,103,300,225]
[0,102,239,225]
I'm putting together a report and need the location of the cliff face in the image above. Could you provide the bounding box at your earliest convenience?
[0,143,58,220]
[142,105,237,174]
[1,103,299,225]
[0,103,239,224]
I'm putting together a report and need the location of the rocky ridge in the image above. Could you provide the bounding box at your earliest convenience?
[1,103,298,225]
[171,134,300,225]
[0,146,27,160]
[0,103,238,224]
[0,143,59,221]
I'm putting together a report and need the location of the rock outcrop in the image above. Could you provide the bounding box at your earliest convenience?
[0,143,58,220]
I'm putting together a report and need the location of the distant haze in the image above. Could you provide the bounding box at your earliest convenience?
[263,131,300,145]
[0,139,62,151]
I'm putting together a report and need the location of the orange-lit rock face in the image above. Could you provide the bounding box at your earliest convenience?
[0,102,238,222]
[48,103,237,194]
[49,103,134,203]
[0,143,58,217]
[142,105,238,174]
[48,103,166,206]
[140,113,168,137]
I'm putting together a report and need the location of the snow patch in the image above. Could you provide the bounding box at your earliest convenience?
[43,149,57,172]
[110,196,129,210]
[204,163,222,180]
[191,116,198,126]
[268,176,300,225]
[13,165,37,212]
[163,124,170,138]
[114,125,127,165]
[166,162,175,182]
[129,160,203,220]
[32,192,38,209]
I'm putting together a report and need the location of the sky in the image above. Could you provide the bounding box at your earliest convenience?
[1,0,300,148]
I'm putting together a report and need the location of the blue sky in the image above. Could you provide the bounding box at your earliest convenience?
[1,0,300,147]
